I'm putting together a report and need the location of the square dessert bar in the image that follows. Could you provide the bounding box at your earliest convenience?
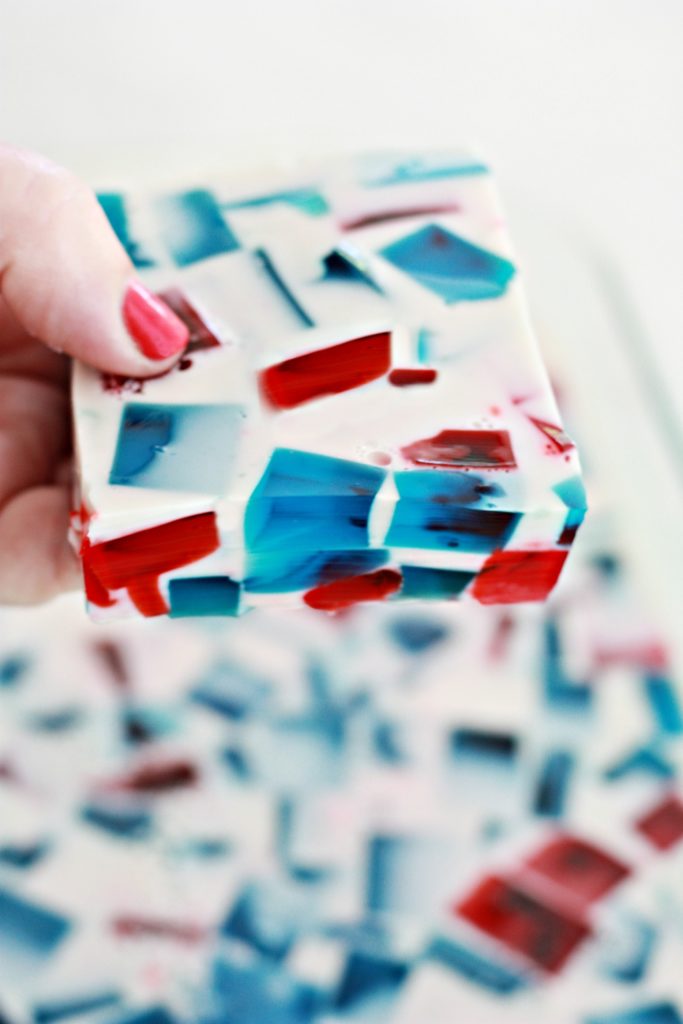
[72,152,586,620]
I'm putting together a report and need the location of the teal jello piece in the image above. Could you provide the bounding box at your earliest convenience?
[156,188,239,266]
[380,223,515,303]
[245,448,386,553]
[109,402,243,495]
[399,565,475,600]
[168,577,240,618]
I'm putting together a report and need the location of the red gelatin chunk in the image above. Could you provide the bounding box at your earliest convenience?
[304,568,402,611]
[114,759,199,793]
[527,416,575,454]
[260,331,391,409]
[82,539,117,608]
[388,368,438,387]
[523,834,630,906]
[342,202,461,231]
[93,640,130,689]
[634,793,683,851]
[400,429,516,469]
[473,549,569,605]
[456,874,591,974]
[158,287,222,351]
[112,915,206,943]
[83,512,220,616]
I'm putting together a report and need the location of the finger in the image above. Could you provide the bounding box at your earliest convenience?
[0,485,81,604]
[0,295,67,384]
[0,145,188,377]
[0,376,70,506]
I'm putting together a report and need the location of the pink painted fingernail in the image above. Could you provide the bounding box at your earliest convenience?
[122,281,189,360]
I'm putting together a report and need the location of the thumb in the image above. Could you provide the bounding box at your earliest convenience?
[0,145,188,375]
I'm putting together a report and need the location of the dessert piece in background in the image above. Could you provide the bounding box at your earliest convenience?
[0,496,679,1022]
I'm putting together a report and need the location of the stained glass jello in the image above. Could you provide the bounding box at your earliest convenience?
[72,152,586,619]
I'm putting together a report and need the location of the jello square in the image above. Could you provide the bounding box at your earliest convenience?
[72,151,586,620]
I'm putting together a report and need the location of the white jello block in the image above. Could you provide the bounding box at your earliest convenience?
[72,152,586,620]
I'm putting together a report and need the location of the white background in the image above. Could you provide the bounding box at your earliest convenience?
[0,0,681,642]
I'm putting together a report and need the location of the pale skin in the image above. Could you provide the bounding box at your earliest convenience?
[0,146,183,604]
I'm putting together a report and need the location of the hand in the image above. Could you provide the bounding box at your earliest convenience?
[0,145,189,605]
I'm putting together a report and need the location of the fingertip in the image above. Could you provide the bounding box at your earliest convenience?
[122,280,190,363]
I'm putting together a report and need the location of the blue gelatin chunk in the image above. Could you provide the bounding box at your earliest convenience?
[97,193,155,268]
[109,402,242,494]
[380,223,515,303]
[644,674,683,736]
[26,708,81,732]
[554,474,588,510]
[223,186,329,217]
[543,620,593,712]
[601,916,658,984]
[0,654,30,687]
[373,723,406,763]
[393,470,500,507]
[168,576,240,618]
[387,614,450,652]
[211,959,317,1024]
[81,802,152,839]
[533,750,574,818]
[335,952,408,1010]
[0,887,71,961]
[246,548,388,593]
[222,746,252,779]
[191,660,271,721]
[604,745,675,782]
[156,189,239,266]
[451,729,518,762]
[322,249,383,293]
[254,248,314,327]
[428,935,527,994]
[586,1004,683,1024]
[362,154,489,187]
[386,471,518,552]
[0,842,48,869]
[220,882,304,961]
[33,990,122,1024]
[245,449,386,552]
[555,476,587,545]
[416,327,432,363]
[367,835,454,914]
[109,1010,178,1024]
[399,564,475,599]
